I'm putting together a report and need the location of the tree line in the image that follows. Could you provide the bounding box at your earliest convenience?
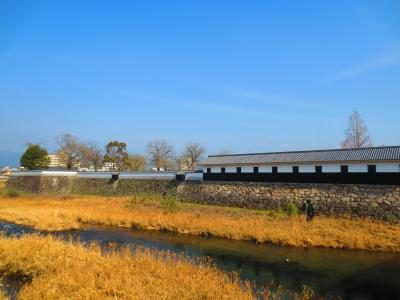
[20,136,205,171]
[20,111,374,170]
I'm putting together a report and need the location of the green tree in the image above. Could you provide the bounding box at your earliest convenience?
[103,141,128,171]
[20,144,49,170]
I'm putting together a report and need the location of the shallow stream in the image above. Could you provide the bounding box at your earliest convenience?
[0,221,399,299]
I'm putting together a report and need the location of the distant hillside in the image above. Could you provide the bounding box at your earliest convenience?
[0,151,21,168]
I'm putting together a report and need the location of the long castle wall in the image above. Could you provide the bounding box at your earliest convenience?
[6,175,400,222]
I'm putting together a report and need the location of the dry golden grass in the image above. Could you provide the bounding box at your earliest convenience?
[0,234,261,299]
[0,287,6,300]
[0,191,399,252]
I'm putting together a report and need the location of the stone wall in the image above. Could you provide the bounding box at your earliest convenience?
[179,181,400,221]
[6,176,178,196]
[6,176,73,194]
[6,176,400,221]
[70,178,179,196]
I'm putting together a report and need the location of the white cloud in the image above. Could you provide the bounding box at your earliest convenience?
[326,43,400,83]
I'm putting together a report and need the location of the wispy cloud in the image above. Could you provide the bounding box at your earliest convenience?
[173,99,263,117]
[225,90,326,111]
[226,91,286,106]
[325,43,400,83]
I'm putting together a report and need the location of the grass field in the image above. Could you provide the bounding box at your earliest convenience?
[0,187,399,252]
[0,185,324,299]
[0,234,264,299]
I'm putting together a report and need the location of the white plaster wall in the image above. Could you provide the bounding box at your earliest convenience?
[41,171,77,176]
[259,166,272,173]
[205,162,400,174]
[348,164,368,173]
[211,167,220,173]
[376,163,400,173]
[322,165,341,173]
[242,166,253,173]
[185,173,203,181]
[278,165,292,173]
[226,167,237,173]
[299,165,315,173]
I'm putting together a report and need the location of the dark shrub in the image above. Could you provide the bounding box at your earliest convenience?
[6,189,19,198]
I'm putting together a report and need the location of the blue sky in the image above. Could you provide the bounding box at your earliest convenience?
[1,0,399,157]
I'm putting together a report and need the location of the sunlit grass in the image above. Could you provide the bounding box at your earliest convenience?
[0,234,260,299]
[0,190,399,252]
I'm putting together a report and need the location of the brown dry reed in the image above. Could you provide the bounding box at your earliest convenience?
[0,234,319,300]
[0,234,254,299]
[0,191,399,252]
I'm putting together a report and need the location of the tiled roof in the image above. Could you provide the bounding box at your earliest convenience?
[201,146,400,166]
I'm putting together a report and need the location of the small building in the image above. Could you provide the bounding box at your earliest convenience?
[2,167,11,176]
[201,146,400,185]
[48,154,65,168]
[103,162,117,171]
[48,154,80,169]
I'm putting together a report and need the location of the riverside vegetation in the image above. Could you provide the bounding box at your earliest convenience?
[0,184,399,252]
[1,234,318,299]
[0,191,326,299]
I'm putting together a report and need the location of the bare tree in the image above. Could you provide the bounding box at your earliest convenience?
[173,156,187,171]
[341,111,373,149]
[81,143,103,172]
[122,155,147,171]
[56,134,84,169]
[146,140,174,171]
[182,142,205,170]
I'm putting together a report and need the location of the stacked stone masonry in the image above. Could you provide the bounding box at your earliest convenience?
[6,176,400,222]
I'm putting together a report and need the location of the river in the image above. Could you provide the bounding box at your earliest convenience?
[0,221,399,299]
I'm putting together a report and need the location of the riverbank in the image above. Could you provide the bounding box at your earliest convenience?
[0,234,264,299]
[1,189,399,252]
[6,175,400,222]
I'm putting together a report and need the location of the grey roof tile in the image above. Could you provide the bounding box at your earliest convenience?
[201,146,400,166]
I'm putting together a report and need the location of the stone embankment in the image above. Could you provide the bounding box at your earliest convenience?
[6,175,400,221]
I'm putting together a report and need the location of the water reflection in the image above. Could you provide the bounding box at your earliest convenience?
[1,222,399,299]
